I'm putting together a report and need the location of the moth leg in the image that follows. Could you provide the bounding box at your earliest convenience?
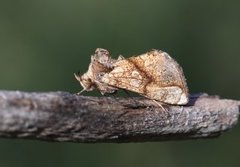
[94,79,118,95]
[123,89,132,97]
[152,99,168,113]
[76,89,86,95]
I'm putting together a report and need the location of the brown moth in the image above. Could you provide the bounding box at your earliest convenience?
[75,48,189,105]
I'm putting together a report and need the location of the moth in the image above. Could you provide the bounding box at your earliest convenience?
[74,48,189,105]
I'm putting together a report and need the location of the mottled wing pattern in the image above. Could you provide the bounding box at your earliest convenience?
[131,50,188,104]
[130,50,186,87]
[101,59,150,94]
[101,50,189,105]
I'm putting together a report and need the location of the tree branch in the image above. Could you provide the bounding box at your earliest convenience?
[0,90,239,143]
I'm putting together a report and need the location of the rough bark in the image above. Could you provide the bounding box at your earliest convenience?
[0,90,239,143]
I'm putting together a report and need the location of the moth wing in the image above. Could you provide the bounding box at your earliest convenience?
[130,50,188,104]
[145,84,188,104]
[102,50,189,105]
[101,59,148,94]
[135,50,187,89]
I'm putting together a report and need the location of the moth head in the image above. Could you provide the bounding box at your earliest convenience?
[74,72,94,92]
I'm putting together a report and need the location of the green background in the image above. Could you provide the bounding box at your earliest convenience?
[0,0,240,167]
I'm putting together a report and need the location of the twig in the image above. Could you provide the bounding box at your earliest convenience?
[0,90,239,143]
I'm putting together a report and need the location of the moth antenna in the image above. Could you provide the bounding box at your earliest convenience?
[74,73,81,81]
[152,100,167,112]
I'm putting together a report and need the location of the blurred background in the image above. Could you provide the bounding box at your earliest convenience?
[0,0,240,167]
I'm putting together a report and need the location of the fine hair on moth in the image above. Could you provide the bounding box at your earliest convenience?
[74,48,189,105]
